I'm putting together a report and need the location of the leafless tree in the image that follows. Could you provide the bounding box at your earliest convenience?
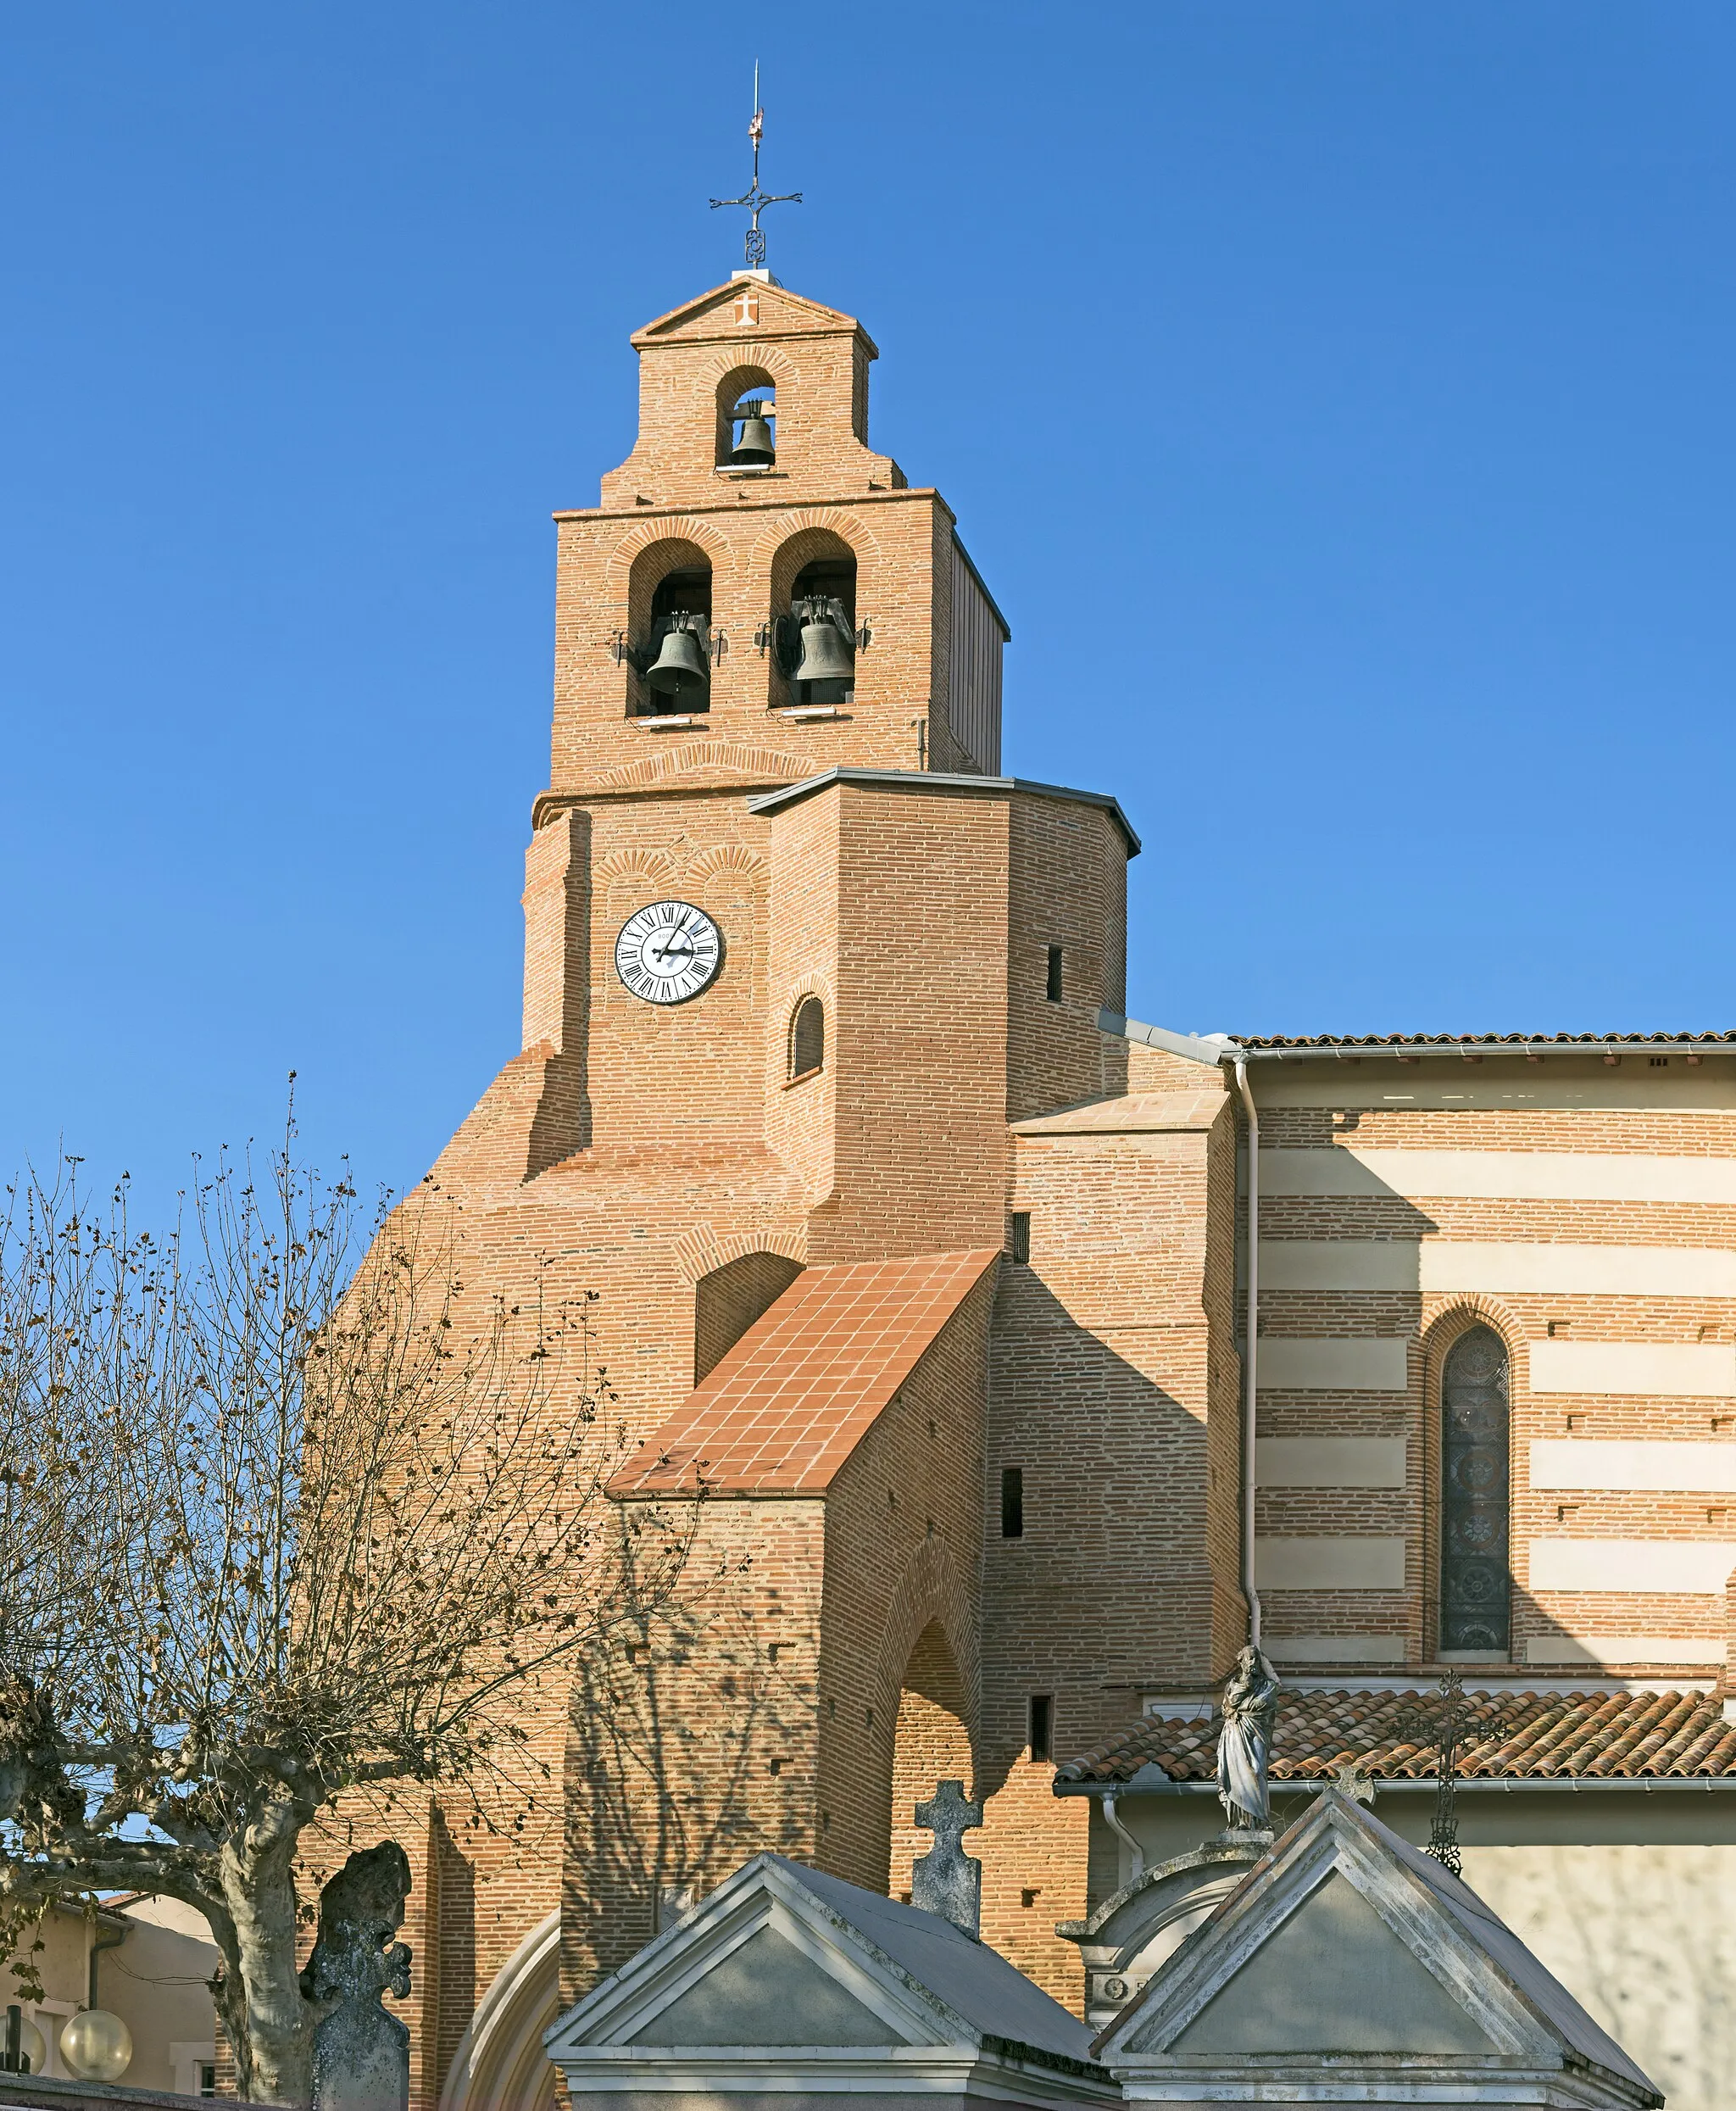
[0,1117,694,2105]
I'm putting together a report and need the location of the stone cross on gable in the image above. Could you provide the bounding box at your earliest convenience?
[911,1778,983,1937]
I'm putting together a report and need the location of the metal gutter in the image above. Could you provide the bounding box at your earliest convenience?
[1055,1774,1736,1797]
[1235,1039,1734,1061]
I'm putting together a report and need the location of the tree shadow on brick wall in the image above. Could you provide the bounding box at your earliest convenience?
[561,1524,810,1997]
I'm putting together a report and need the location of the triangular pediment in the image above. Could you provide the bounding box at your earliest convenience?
[1093,1791,1661,2104]
[1170,1869,1495,2058]
[545,1855,971,2058]
[633,279,871,349]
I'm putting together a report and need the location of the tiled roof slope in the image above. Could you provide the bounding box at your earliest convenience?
[1057,1686,1736,1785]
[1237,1029,1736,1050]
[608,1248,999,1499]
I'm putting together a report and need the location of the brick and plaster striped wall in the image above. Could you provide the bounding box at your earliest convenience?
[1248,1050,1736,1675]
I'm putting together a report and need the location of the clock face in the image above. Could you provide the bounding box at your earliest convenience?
[615,900,724,1005]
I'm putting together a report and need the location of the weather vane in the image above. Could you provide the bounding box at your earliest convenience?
[709,62,802,271]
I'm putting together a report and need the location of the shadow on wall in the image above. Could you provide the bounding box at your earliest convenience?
[985,1267,1229,1797]
[561,1523,810,1994]
[889,1622,975,1905]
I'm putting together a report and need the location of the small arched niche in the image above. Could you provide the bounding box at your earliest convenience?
[767,528,860,710]
[693,1250,804,1386]
[716,367,778,471]
[626,538,712,717]
[1438,1323,1512,1657]
[788,995,825,1081]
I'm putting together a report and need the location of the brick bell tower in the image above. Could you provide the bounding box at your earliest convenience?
[411,274,1151,2106]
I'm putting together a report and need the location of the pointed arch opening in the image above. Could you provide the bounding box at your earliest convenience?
[1438,1323,1512,1658]
[889,1621,973,1904]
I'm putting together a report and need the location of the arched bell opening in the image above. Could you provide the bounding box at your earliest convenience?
[1434,1320,1513,1660]
[715,367,778,471]
[764,529,860,711]
[624,539,713,716]
[888,1620,974,1905]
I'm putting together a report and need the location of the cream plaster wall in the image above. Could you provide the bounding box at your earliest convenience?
[1530,1340,1736,1397]
[1460,1841,1736,2111]
[1527,1539,1736,1591]
[1260,1146,1736,1204]
[1255,1438,1406,1488]
[1257,1340,1408,1391]
[1524,1635,1726,1664]
[1252,1537,1406,1589]
[1260,1239,1736,1297]
[1531,1439,1736,1490]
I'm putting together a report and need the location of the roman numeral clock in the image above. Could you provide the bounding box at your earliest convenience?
[614,900,724,1005]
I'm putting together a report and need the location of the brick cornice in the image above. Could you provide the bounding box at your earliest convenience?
[553,487,949,526]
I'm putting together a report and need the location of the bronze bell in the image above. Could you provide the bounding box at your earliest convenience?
[644,613,710,700]
[791,601,855,687]
[730,403,775,467]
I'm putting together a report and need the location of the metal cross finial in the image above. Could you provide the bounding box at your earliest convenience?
[709,61,802,271]
[1398,1668,1501,1879]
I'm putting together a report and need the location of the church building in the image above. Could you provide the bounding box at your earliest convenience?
[398,269,1736,2111]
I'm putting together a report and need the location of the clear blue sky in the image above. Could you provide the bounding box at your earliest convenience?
[4,3,1733,1211]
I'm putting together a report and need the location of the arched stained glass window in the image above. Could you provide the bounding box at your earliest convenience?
[1440,1325,1511,1655]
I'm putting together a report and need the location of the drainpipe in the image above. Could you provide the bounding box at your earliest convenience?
[1232,1055,1262,1651]
[1101,1792,1145,1885]
[88,1914,126,2008]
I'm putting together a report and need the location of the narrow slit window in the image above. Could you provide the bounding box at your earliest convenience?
[1028,1693,1053,1763]
[1009,1211,1031,1262]
[1045,946,1064,1002]
[1000,1466,1024,1538]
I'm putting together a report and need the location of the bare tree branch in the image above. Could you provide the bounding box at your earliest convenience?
[0,1111,698,2103]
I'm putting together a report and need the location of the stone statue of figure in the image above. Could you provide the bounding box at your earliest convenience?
[1216,1645,1281,1832]
[299,1841,413,2111]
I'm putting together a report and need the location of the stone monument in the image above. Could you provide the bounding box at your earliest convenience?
[911,1779,983,1936]
[300,1841,413,2111]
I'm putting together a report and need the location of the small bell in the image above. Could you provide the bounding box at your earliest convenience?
[729,402,775,467]
[790,599,855,688]
[643,613,710,702]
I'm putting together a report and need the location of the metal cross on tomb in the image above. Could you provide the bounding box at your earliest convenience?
[911,1778,983,1936]
[1396,1668,1510,1879]
[709,64,802,270]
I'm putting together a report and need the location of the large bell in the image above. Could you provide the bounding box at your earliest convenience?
[644,614,710,701]
[791,602,855,687]
[730,403,775,467]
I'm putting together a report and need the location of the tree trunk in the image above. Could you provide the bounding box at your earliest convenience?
[220,1833,314,2106]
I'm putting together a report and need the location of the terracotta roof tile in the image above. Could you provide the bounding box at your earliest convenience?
[608,1248,999,1499]
[1057,1686,1736,1785]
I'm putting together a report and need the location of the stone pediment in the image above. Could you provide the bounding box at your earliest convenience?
[544,1852,1115,2106]
[1094,1790,1661,2108]
[633,279,871,349]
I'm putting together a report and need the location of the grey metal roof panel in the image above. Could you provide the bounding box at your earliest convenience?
[774,1858,1099,2064]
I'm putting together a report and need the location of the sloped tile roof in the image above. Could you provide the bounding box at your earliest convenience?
[608,1248,999,1499]
[1057,1685,1736,1785]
